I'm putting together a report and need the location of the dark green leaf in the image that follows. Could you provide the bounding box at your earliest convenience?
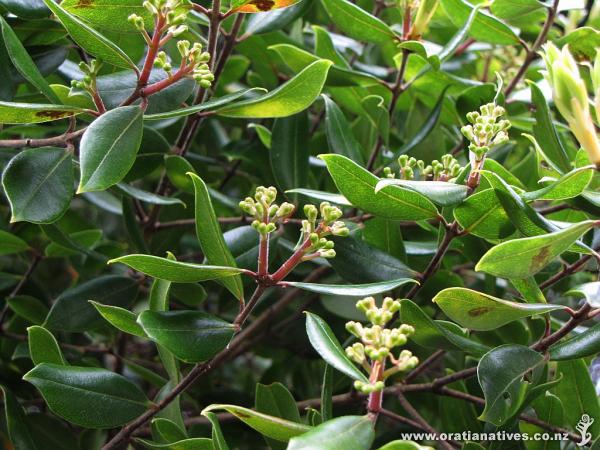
[78,106,144,193]
[27,326,66,365]
[453,188,514,239]
[375,179,468,207]
[320,154,438,220]
[2,147,74,224]
[109,254,245,283]
[90,301,146,338]
[549,323,600,361]
[321,0,396,44]
[7,295,48,325]
[305,312,369,382]
[323,95,365,164]
[137,310,235,363]
[287,415,374,450]
[0,230,29,255]
[477,345,545,426]
[0,386,41,450]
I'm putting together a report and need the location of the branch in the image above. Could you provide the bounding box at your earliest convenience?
[504,0,559,96]
[0,128,86,149]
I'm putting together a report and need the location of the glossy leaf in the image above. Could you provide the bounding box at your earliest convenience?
[320,154,438,220]
[44,275,138,332]
[285,189,351,206]
[378,442,432,450]
[205,412,229,450]
[401,299,489,356]
[143,88,266,120]
[271,112,309,201]
[2,147,74,224]
[90,301,146,338]
[433,288,565,331]
[0,386,40,450]
[41,0,135,69]
[521,167,593,201]
[7,295,48,325]
[321,0,396,44]
[566,281,600,307]
[256,382,301,450]
[23,363,148,428]
[0,16,60,103]
[323,95,365,164]
[0,101,84,124]
[375,179,468,207]
[287,415,375,450]
[189,173,243,300]
[549,323,600,361]
[116,183,185,206]
[453,188,514,239]
[305,312,369,382]
[202,404,311,441]
[285,278,416,296]
[109,254,245,283]
[138,310,235,363]
[217,60,333,118]
[78,106,144,193]
[440,0,519,45]
[477,345,545,426]
[475,221,597,279]
[27,326,66,366]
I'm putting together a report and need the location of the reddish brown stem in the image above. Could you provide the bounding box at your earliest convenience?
[138,15,166,87]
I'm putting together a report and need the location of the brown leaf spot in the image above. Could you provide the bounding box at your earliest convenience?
[531,246,551,271]
[234,412,251,419]
[468,307,491,317]
[74,0,94,8]
[35,110,71,119]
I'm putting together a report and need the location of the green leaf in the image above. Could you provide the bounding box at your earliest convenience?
[136,438,214,450]
[375,180,468,207]
[285,189,351,206]
[321,0,396,44]
[320,154,438,220]
[217,60,333,118]
[440,0,519,45]
[2,147,74,224]
[137,310,235,363]
[188,173,244,301]
[45,229,102,257]
[7,295,48,324]
[116,183,185,207]
[528,82,571,173]
[136,438,213,449]
[549,323,600,361]
[90,301,146,338]
[0,101,84,124]
[330,236,417,283]
[323,95,365,164]
[78,105,144,193]
[0,230,29,255]
[556,26,600,60]
[41,0,135,69]
[143,88,266,120]
[554,359,600,436]
[305,312,369,382]
[44,275,138,332]
[109,254,245,283]
[201,404,311,441]
[321,365,333,422]
[477,345,545,426]
[433,287,565,331]
[23,363,148,428]
[566,281,600,307]
[453,188,514,239]
[245,0,311,35]
[521,167,593,201]
[0,386,41,450]
[285,278,416,296]
[490,0,544,26]
[61,0,152,33]
[475,221,597,279]
[0,16,60,103]
[287,415,374,450]
[27,326,66,366]
[256,382,301,450]
[271,112,309,201]
[204,412,229,450]
[401,299,490,356]
[0,0,49,19]
[378,442,432,450]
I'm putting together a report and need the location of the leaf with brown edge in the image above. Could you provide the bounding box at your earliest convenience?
[232,0,299,13]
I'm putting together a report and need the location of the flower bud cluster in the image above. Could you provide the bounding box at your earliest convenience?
[175,41,213,88]
[383,154,461,182]
[301,202,349,260]
[542,43,600,166]
[239,186,295,236]
[129,0,190,35]
[71,60,102,93]
[345,297,418,394]
[461,103,510,161]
